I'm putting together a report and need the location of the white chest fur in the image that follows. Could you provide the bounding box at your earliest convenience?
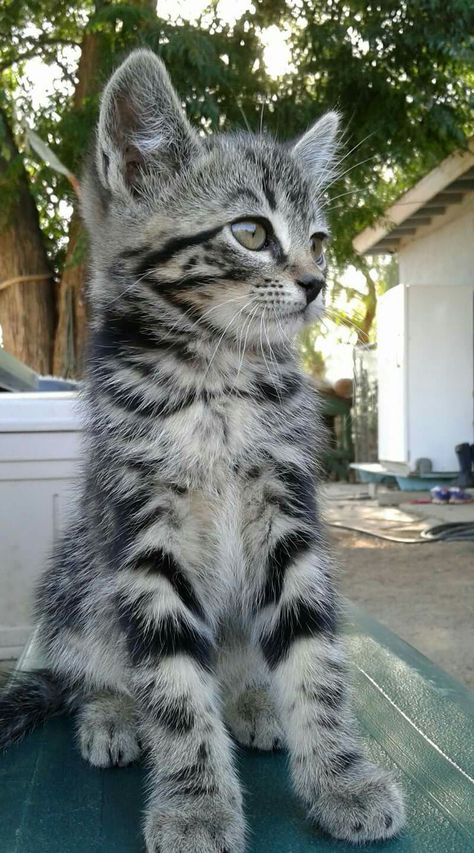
[153,392,262,486]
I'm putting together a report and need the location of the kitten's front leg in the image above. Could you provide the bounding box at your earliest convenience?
[119,571,245,853]
[255,538,405,843]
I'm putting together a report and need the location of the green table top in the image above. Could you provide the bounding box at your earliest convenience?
[1,606,473,852]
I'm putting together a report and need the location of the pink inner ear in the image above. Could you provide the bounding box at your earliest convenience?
[125,158,142,183]
[114,93,140,140]
[124,145,145,194]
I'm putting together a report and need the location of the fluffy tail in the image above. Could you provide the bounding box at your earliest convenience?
[0,669,68,751]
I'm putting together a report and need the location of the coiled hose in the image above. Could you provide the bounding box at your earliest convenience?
[328,521,474,544]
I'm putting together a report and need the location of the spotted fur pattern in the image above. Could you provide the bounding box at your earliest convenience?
[3,51,405,851]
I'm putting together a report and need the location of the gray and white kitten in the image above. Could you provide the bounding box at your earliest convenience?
[1,50,404,852]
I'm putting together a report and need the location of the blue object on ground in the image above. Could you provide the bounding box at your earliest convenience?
[431,485,450,503]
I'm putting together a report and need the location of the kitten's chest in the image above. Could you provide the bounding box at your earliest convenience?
[155,392,264,482]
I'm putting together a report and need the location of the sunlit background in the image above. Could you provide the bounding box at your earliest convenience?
[26,1,293,105]
[19,0,371,383]
[3,0,471,396]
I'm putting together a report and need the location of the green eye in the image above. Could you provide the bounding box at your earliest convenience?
[231,220,268,251]
[311,234,326,266]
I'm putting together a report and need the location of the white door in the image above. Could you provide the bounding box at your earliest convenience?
[407,285,474,471]
[377,284,408,466]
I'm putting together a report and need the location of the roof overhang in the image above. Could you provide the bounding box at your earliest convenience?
[353,137,474,255]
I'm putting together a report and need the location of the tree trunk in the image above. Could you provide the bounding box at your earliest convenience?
[356,258,377,345]
[0,108,54,374]
[52,29,102,378]
[53,0,157,377]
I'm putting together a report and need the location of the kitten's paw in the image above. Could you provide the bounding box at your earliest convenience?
[310,765,405,843]
[144,799,246,853]
[224,685,284,751]
[77,693,141,768]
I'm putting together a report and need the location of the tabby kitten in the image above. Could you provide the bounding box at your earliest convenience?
[1,50,404,852]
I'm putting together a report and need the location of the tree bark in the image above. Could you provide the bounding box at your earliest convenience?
[53,0,157,377]
[0,108,54,374]
[52,29,102,378]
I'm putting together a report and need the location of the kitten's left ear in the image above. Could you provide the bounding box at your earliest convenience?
[291,111,340,184]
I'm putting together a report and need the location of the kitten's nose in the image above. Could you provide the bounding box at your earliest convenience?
[296,274,324,305]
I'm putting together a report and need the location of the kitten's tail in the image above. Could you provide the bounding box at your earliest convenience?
[0,669,68,751]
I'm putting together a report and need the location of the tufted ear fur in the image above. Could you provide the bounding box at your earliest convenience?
[291,111,340,187]
[96,49,201,198]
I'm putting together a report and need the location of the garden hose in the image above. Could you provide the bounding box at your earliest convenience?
[328,521,474,544]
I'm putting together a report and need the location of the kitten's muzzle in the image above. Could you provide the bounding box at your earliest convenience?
[295,274,324,305]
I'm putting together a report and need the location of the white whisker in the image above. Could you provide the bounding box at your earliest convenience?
[236,303,259,379]
[203,298,258,380]
[259,98,266,135]
[259,309,282,404]
[325,307,370,342]
[106,268,155,307]
[323,154,378,192]
[271,304,294,356]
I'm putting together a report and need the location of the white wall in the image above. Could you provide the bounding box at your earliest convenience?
[407,286,474,470]
[377,284,474,473]
[398,193,474,287]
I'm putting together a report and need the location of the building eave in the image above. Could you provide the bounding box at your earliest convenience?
[353,137,474,256]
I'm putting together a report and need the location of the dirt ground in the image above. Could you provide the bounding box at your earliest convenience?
[325,487,474,690]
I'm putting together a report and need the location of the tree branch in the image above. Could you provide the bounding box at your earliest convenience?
[353,256,377,345]
[0,38,81,74]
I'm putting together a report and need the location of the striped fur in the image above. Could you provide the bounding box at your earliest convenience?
[5,51,404,851]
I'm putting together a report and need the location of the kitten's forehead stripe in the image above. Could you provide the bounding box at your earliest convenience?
[226,188,262,208]
[261,165,277,211]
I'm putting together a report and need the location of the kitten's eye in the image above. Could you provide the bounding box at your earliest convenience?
[311,233,326,266]
[231,220,268,251]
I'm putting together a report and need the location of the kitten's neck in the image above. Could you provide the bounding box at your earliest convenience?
[91,296,300,399]
[159,327,298,395]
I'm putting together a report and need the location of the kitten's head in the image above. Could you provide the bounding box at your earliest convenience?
[83,50,339,348]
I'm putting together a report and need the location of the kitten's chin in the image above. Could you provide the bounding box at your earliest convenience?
[275,311,306,339]
[303,300,325,325]
[272,301,324,329]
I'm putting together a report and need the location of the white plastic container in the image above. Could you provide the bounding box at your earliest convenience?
[0,392,82,659]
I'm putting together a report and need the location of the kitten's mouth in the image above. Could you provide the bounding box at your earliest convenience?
[240,305,300,321]
[273,306,306,320]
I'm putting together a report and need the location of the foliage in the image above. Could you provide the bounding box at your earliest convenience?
[254,0,474,361]
[299,324,327,378]
[272,0,474,267]
[0,0,473,360]
[1,1,276,272]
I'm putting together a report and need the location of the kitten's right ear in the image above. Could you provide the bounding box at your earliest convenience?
[291,111,340,187]
[96,49,200,198]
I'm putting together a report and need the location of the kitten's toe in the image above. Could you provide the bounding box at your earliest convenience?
[77,693,141,768]
[309,763,405,843]
[224,685,284,751]
[80,720,141,768]
[145,798,245,853]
